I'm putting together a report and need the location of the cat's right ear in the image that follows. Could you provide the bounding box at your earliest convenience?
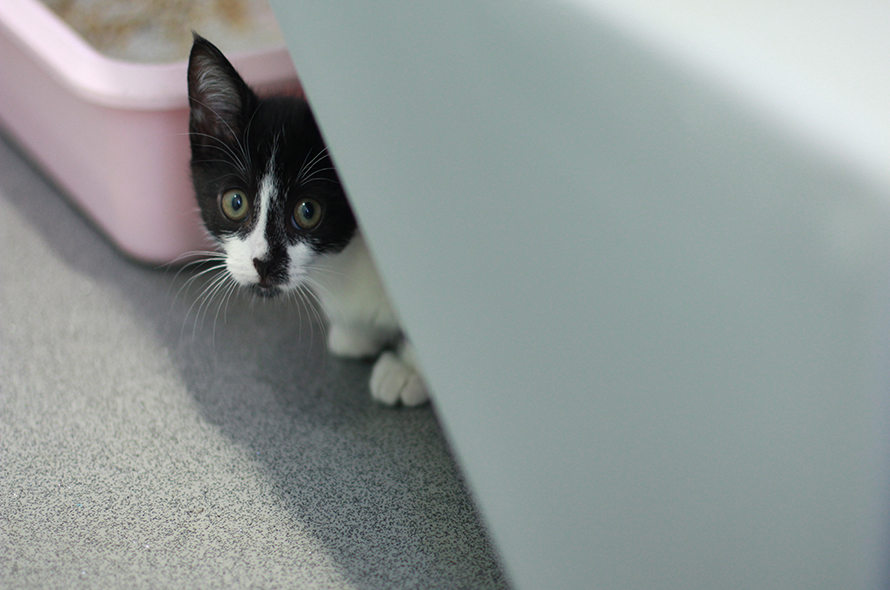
[187,34,253,143]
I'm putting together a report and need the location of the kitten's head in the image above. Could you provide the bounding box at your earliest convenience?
[187,34,356,298]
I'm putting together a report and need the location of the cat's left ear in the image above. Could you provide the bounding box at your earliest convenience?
[187,34,254,142]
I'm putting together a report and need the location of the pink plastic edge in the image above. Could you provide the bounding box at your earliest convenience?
[0,0,301,264]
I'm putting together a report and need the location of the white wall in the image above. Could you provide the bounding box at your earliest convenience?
[269,2,890,588]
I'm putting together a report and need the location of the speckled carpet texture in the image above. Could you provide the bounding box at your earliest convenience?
[0,135,508,589]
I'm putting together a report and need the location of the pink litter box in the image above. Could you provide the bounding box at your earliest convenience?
[0,0,301,264]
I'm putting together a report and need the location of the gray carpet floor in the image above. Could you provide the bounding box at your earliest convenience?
[0,134,508,589]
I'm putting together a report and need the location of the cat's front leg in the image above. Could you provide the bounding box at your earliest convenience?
[326,323,393,359]
[370,341,429,406]
[327,324,429,406]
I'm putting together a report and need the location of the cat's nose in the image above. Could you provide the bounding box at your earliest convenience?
[253,257,273,280]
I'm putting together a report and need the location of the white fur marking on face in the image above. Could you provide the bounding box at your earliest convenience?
[223,147,278,287]
[221,234,255,286]
[248,169,276,261]
[284,241,315,290]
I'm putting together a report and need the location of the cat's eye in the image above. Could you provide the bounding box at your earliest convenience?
[220,189,249,222]
[292,198,322,230]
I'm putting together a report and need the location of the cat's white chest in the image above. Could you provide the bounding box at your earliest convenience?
[310,233,401,354]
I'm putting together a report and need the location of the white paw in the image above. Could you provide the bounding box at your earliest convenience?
[326,325,386,358]
[370,351,429,407]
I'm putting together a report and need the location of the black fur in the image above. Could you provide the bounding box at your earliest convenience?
[187,34,357,264]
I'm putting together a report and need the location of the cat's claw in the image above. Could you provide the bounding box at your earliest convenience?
[370,351,429,406]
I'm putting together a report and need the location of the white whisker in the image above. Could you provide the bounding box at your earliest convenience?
[298,283,328,354]
[297,147,333,186]
[182,266,230,341]
[209,274,239,341]
[173,260,228,306]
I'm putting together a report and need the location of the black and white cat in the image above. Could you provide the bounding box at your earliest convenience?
[186,35,428,406]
